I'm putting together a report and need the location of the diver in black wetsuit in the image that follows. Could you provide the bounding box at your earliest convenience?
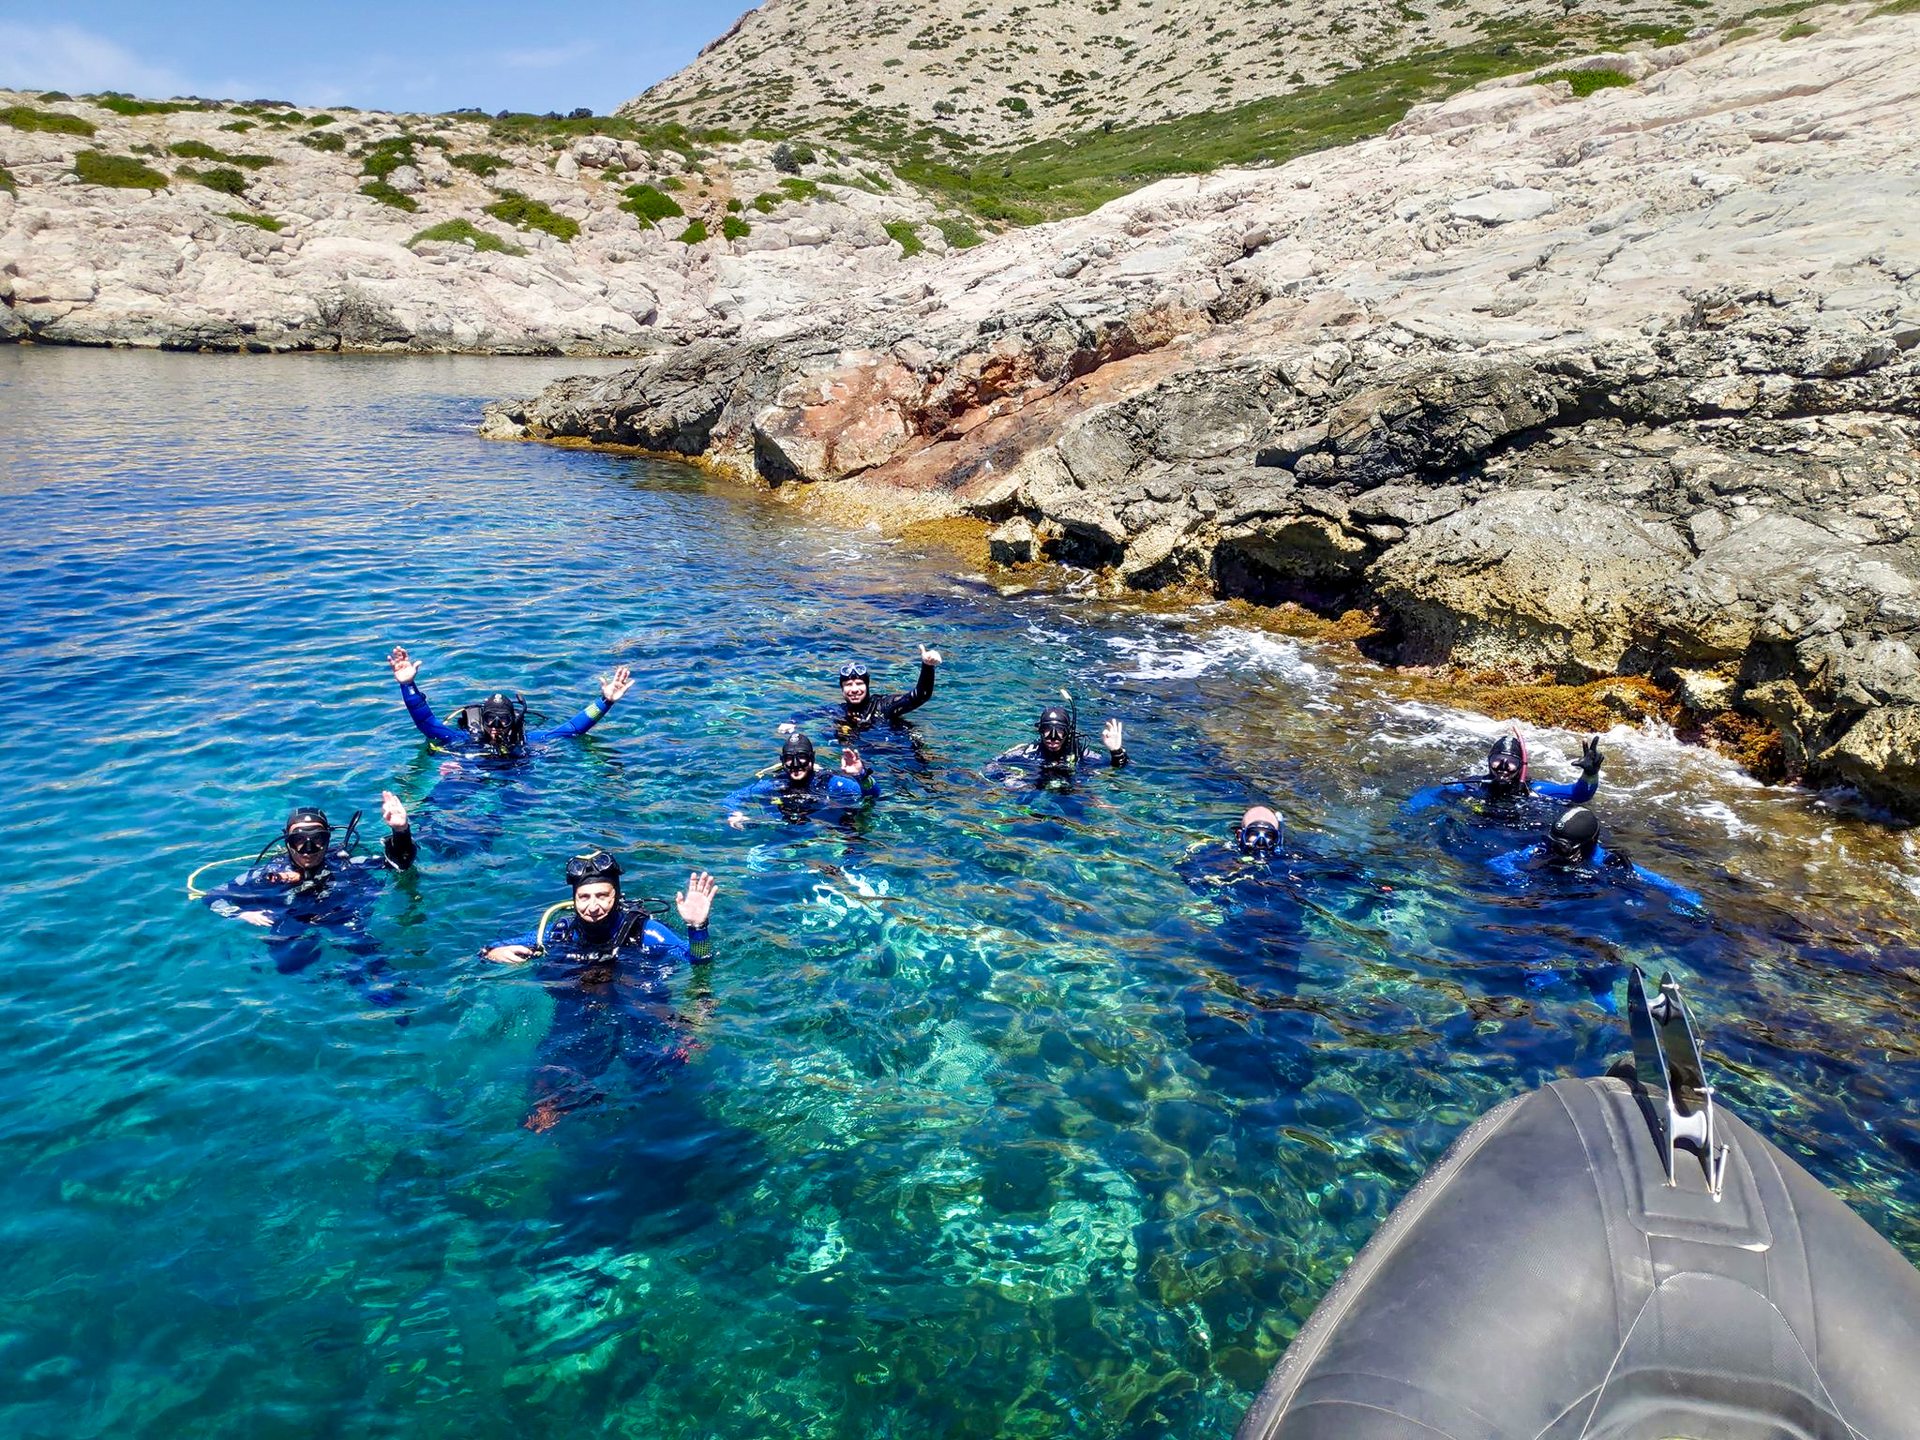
[986,702,1128,786]
[725,731,878,828]
[483,851,717,1132]
[812,647,941,737]
[1408,727,1604,819]
[387,644,634,756]
[200,793,417,997]
[1489,805,1703,910]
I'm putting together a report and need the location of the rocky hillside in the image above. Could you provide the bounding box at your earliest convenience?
[0,91,955,353]
[494,7,1920,815]
[627,0,1753,149]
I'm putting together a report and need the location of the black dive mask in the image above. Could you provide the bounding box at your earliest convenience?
[1546,808,1600,866]
[565,849,623,893]
[1238,822,1281,855]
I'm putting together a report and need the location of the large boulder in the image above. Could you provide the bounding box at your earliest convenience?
[1370,490,1691,675]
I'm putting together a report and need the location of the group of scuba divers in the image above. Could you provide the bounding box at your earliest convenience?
[201,637,1697,1128]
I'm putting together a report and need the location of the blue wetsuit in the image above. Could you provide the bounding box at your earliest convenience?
[724,767,879,823]
[1487,841,1703,910]
[397,678,617,754]
[489,902,712,1119]
[203,829,416,993]
[1408,768,1598,816]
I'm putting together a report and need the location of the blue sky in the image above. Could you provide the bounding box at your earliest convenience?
[0,2,748,114]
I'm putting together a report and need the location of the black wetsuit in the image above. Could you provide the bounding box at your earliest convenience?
[986,739,1128,788]
[815,661,937,738]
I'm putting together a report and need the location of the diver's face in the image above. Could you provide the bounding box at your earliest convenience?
[840,676,869,706]
[573,882,618,923]
[784,754,814,784]
[1488,754,1522,786]
[1547,835,1587,866]
[481,717,513,749]
[284,826,330,874]
[1038,726,1069,758]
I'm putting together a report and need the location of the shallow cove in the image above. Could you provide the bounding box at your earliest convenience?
[2,347,1917,1439]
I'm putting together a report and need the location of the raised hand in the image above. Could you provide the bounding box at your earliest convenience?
[920,645,942,668]
[841,746,867,778]
[601,664,634,703]
[485,944,534,964]
[1578,735,1604,774]
[387,646,419,686]
[380,790,409,830]
[775,721,798,737]
[1102,718,1125,753]
[727,811,748,831]
[676,871,717,928]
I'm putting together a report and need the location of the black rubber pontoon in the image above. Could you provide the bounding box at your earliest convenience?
[1238,970,1920,1440]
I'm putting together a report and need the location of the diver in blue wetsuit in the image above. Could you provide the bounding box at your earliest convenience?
[986,703,1128,787]
[201,792,417,997]
[483,851,717,1132]
[1408,727,1603,818]
[386,645,633,756]
[1489,805,1703,909]
[725,731,878,828]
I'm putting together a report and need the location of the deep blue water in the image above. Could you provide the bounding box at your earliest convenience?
[2,347,1917,1439]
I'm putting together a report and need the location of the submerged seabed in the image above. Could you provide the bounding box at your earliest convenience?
[2,349,1916,1440]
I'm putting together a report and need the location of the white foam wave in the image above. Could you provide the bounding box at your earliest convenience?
[1101,625,1320,684]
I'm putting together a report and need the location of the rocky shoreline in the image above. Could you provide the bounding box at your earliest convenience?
[485,8,1920,816]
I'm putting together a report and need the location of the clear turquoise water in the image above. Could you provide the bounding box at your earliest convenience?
[3,347,1917,1440]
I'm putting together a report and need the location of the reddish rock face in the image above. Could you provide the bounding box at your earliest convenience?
[754,353,922,481]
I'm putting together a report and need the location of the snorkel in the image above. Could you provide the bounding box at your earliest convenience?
[1487,724,1530,795]
[1037,688,1079,764]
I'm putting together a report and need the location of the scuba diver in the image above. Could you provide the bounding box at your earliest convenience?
[788,646,942,738]
[482,851,717,1132]
[985,698,1127,787]
[199,791,417,998]
[1179,805,1291,890]
[386,645,634,755]
[725,731,878,829]
[1408,726,1603,818]
[1489,805,1703,910]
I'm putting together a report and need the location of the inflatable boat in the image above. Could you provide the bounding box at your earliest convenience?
[1238,969,1920,1440]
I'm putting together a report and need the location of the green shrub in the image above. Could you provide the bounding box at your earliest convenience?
[168,141,276,169]
[721,213,751,240]
[220,119,255,133]
[934,215,985,249]
[449,151,509,177]
[619,182,684,225]
[75,150,169,189]
[224,210,283,231]
[359,137,417,180]
[1780,20,1818,35]
[308,114,337,127]
[37,91,71,102]
[177,164,248,195]
[674,218,708,243]
[1530,66,1633,95]
[725,196,742,212]
[92,93,199,117]
[483,189,579,240]
[883,219,925,256]
[770,140,816,173]
[279,112,308,125]
[0,165,15,196]
[0,104,96,136]
[750,191,781,213]
[408,218,526,254]
[779,176,820,201]
[1876,0,1920,13]
[359,179,419,211]
[299,131,346,153]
